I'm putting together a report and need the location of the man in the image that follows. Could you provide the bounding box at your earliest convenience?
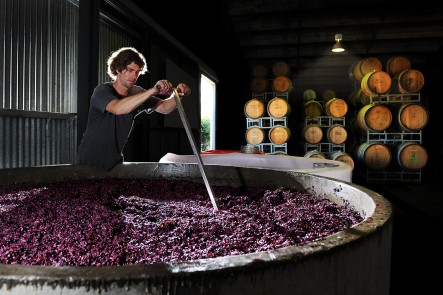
[77,47,190,171]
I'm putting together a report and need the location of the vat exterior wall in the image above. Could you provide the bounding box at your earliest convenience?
[0,163,392,295]
[0,222,392,295]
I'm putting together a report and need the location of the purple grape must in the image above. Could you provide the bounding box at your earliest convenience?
[0,178,363,266]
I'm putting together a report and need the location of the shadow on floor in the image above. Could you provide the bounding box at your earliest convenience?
[354,179,442,295]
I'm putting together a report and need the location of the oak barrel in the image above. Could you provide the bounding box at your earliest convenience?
[393,69,425,94]
[361,70,392,96]
[324,98,348,118]
[303,89,317,102]
[244,98,266,119]
[349,89,371,108]
[250,77,269,93]
[352,57,383,81]
[301,124,323,144]
[326,124,348,144]
[251,64,268,77]
[328,151,355,169]
[348,61,359,80]
[267,97,291,118]
[357,104,392,133]
[245,127,265,145]
[321,89,337,102]
[396,103,429,132]
[303,100,323,118]
[386,56,411,77]
[304,150,326,159]
[272,76,293,93]
[272,61,290,76]
[356,142,392,170]
[268,125,291,144]
[396,142,428,171]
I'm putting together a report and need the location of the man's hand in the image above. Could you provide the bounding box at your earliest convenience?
[154,80,173,95]
[176,83,191,97]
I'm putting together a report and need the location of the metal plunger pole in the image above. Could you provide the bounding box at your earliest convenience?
[172,88,219,211]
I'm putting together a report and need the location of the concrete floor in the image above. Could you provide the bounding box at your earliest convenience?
[355,180,442,295]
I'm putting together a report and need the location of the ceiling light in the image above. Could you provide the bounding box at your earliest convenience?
[332,34,345,52]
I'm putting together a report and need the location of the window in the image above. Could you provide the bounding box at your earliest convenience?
[200,74,216,151]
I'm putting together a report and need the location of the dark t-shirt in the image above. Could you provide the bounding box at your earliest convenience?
[77,82,161,171]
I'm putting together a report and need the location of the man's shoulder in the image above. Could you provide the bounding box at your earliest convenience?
[95,82,114,90]
[130,85,145,94]
[93,82,117,96]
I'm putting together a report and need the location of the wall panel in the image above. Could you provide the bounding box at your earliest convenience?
[0,0,78,168]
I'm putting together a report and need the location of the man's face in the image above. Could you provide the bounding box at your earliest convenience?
[117,62,142,89]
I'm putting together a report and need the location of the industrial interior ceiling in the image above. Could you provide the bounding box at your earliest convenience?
[137,0,443,96]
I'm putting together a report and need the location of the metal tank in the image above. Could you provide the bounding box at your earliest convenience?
[0,163,392,295]
[159,152,354,182]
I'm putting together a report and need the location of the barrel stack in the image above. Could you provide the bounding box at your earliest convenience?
[244,61,292,155]
[346,56,428,182]
[246,55,428,181]
[301,86,351,168]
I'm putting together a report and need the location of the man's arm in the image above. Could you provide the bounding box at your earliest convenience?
[106,80,172,115]
[154,83,191,114]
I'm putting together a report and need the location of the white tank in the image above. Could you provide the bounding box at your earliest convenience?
[160,152,353,182]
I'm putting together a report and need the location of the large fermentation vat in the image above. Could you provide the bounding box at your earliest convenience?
[0,163,392,295]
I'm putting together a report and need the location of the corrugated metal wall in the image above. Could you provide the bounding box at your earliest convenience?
[0,0,79,168]
[0,0,139,169]
[0,0,198,168]
[98,20,135,84]
[0,0,78,113]
[0,110,76,168]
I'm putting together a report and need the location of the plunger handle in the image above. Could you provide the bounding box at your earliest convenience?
[165,86,219,211]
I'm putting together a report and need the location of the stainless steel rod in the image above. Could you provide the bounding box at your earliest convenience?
[172,88,219,211]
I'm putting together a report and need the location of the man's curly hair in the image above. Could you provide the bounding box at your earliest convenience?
[107,47,148,80]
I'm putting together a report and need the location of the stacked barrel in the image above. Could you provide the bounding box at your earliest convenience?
[250,61,293,95]
[250,64,269,94]
[245,61,293,155]
[271,61,293,94]
[347,56,428,182]
[302,89,322,119]
[302,89,354,169]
